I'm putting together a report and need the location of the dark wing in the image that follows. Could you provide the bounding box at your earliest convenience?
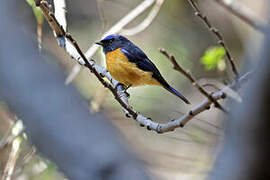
[120,46,162,78]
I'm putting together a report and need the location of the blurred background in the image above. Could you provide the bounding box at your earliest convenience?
[0,0,268,179]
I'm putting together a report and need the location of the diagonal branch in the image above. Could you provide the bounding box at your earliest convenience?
[187,0,239,79]
[211,0,269,33]
[159,48,227,112]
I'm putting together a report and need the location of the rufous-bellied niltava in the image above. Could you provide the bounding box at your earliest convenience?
[95,34,190,104]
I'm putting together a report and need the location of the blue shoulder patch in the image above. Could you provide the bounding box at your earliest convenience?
[120,47,163,82]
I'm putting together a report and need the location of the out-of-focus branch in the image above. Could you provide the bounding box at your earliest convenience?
[96,0,107,32]
[1,120,24,180]
[159,48,227,112]
[65,0,160,85]
[0,120,24,150]
[1,138,21,180]
[187,0,239,79]
[212,0,269,32]
[120,0,164,36]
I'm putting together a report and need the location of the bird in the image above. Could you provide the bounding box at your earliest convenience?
[95,34,190,104]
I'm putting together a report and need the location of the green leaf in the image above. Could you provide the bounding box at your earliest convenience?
[25,0,44,51]
[25,0,44,24]
[26,0,35,6]
[32,6,44,24]
[200,46,226,71]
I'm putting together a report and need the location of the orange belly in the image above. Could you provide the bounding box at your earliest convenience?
[105,48,160,87]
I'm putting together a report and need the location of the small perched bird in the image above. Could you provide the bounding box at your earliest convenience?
[96,34,190,104]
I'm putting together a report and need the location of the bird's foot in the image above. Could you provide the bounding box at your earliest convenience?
[123,84,132,98]
[115,83,131,98]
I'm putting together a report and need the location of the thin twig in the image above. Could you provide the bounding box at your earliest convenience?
[35,0,251,133]
[13,147,36,178]
[187,0,239,79]
[65,0,158,85]
[212,0,268,33]
[160,48,227,112]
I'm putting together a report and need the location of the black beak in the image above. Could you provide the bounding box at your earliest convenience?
[95,41,103,46]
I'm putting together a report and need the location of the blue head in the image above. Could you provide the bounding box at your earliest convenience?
[95,34,130,54]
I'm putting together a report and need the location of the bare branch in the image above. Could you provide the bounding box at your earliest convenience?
[159,48,227,112]
[212,0,269,32]
[179,71,251,127]
[187,0,239,79]
[66,0,158,85]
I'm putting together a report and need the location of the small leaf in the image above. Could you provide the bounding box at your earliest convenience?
[200,46,226,71]
[26,0,35,6]
[32,7,44,24]
[25,0,44,24]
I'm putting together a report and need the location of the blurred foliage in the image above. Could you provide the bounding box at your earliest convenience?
[200,46,226,71]
[26,0,44,51]
[25,0,44,24]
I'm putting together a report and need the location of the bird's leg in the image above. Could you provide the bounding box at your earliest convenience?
[115,83,131,98]
[123,84,132,98]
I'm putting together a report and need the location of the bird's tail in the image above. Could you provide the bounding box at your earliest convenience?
[164,85,190,104]
[154,75,190,104]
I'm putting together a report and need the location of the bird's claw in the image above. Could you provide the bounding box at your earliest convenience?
[115,83,131,98]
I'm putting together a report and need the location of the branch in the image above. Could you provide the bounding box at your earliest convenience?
[35,0,251,134]
[159,48,227,112]
[2,138,21,180]
[212,0,269,33]
[65,0,159,84]
[187,0,239,79]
